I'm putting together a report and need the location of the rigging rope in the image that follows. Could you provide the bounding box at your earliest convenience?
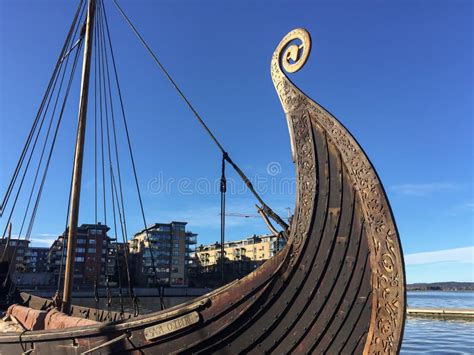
[112,0,288,231]
[4,22,85,288]
[91,1,103,316]
[110,174,125,318]
[94,1,99,228]
[99,0,135,314]
[98,13,107,229]
[102,6,138,314]
[101,0,139,308]
[97,0,121,318]
[15,21,83,252]
[59,37,84,64]
[102,0,164,311]
[101,0,131,269]
[1,0,88,300]
[3,1,86,288]
[0,1,87,242]
[55,3,89,298]
[24,39,84,275]
[0,45,70,242]
[111,169,137,315]
[97,0,109,317]
[0,0,85,218]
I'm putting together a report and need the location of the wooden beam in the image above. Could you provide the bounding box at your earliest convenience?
[62,0,96,314]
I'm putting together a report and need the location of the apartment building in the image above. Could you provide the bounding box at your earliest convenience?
[24,246,49,273]
[195,234,285,273]
[0,238,29,272]
[47,223,117,287]
[128,221,197,287]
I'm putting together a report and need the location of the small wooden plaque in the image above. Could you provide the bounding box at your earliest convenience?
[144,311,200,341]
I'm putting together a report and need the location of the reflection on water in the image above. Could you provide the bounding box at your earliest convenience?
[402,291,474,354]
[402,318,474,354]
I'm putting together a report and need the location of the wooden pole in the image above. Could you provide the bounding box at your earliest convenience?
[62,0,95,313]
[220,157,226,284]
[0,223,12,262]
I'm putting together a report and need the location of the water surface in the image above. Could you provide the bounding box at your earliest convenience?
[407,291,474,309]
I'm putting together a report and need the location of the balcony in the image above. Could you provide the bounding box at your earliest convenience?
[186,236,197,244]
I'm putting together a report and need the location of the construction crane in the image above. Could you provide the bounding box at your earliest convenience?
[219,212,260,218]
[221,208,293,222]
[219,210,279,237]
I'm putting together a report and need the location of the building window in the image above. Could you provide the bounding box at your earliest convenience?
[77,239,86,244]
[75,256,85,262]
[76,247,85,253]
[174,225,185,232]
[88,248,96,253]
[89,239,96,245]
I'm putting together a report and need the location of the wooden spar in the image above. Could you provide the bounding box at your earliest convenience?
[0,223,12,262]
[62,0,96,313]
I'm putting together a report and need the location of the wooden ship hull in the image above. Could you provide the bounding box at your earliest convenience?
[0,28,405,354]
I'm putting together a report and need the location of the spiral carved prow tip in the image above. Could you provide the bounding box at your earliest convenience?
[273,28,312,75]
[270,28,312,165]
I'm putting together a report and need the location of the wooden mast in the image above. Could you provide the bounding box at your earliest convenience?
[62,0,96,313]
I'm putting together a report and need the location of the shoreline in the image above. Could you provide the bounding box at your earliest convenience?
[407,308,474,320]
[407,289,474,292]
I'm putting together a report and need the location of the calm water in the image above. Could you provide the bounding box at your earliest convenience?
[407,291,474,309]
[402,291,474,354]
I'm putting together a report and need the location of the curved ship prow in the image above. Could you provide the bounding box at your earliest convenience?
[270,28,406,354]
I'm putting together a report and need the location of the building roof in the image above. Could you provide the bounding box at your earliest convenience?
[134,221,188,236]
[28,246,50,251]
[196,234,274,250]
[78,223,110,231]
[0,238,29,245]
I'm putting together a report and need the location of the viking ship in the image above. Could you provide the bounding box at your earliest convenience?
[0,0,405,353]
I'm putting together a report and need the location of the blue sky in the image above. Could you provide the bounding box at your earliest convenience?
[0,1,472,283]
